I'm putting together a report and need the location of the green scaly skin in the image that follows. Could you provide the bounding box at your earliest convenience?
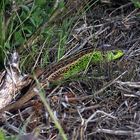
[63,50,124,79]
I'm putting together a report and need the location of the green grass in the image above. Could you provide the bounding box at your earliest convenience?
[0,0,87,139]
[0,0,6,69]
[16,0,75,72]
[0,0,94,71]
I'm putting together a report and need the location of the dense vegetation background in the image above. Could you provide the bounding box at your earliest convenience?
[0,0,140,140]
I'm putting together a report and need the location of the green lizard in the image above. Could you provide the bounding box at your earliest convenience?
[0,48,124,112]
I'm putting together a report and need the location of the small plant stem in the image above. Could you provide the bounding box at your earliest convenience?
[34,76,68,140]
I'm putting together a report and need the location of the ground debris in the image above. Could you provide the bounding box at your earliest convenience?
[1,1,140,140]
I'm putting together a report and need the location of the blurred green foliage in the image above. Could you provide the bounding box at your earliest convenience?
[0,0,69,70]
[0,0,6,68]
[131,0,140,8]
[12,0,56,47]
[0,130,5,140]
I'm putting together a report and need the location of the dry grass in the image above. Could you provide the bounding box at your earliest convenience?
[1,0,140,140]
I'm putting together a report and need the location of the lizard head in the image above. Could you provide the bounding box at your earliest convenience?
[105,49,125,61]
[88,49,125,63]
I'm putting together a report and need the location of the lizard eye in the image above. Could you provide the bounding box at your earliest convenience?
[112,51,118,55]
